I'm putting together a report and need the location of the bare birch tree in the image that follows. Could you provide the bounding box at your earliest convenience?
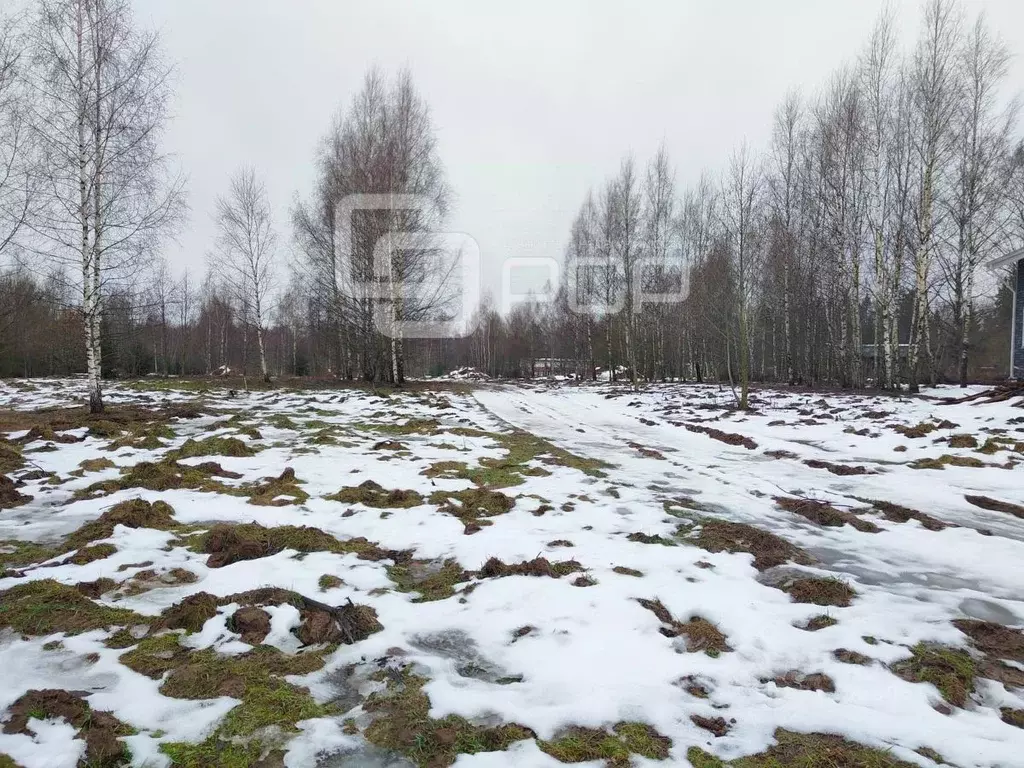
[24,0,183,411]
[907,0,962,391]
[0,15,31,258]
[941,13,1017,386]
[720,142,764,408]
[214,167,276,383]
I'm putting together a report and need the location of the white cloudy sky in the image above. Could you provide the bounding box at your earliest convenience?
[131,0,1024,299]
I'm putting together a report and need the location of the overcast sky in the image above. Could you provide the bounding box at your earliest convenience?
[133,0,1024,301]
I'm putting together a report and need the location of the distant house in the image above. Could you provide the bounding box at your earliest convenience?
[989,246,1024,379]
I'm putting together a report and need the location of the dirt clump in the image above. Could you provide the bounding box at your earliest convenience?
[947,434,979,448]
[198,522,362,568]
[952,619,1024,686]
[371,440,405,451]
[834,648,872,665]
[768,671,836,693]
[636,598,730,655]
[684,423,758,449]
[690,715,731,737]
[688,519,814,571]
[860,499,948,531]
[775,497,880,533]
[803,459,872,476]
[75,578,117,599]
[228,607,272,645]
[613,566,644,577]
[3,689,130,767]
[0,474,31,509]
[799,614,838,631]
[159,592,219,633]
[296,602,383,645]
[964,495,1024,519]
[764,449,799,459]
[1001,708,1024,728]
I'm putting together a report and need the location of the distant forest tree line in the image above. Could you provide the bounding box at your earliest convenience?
[0,0,1022,408]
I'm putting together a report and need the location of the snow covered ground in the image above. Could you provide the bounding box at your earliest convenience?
[1,378,1023,767]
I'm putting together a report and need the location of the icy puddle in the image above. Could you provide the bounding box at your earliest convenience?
[0,378,1023,767]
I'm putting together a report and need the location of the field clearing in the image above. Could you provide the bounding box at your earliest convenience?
[0,378,1022,767]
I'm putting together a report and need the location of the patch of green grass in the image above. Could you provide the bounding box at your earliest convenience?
[612,566,644,577]
[64,542,116,565]
[354,417,441,436]
[104,423,177,451]
[425,429,609,490]
[429,488,515,532]
[167,435,258,459]
[327,480,424,509]
[186,521,403,568]
[1001,707,1024,729]
[891,644,976,707]
[539,722,670,765]
[687,747,725,768]
[387,559,471,602]
[243,467,310,506]
[627,532,676,546]
[0,440,26,472]
[266,414,299,430]
[65,499,177,549]
[318,574,344,590]
[159,645,330,731]
[686,518,814,571]
[909,454,992,470]
[159,739,265,768]
[363,667,534,767]
[0,540,57,570]
[733,729,920,767]
[120,632,191,678]
[0,579,146,635]
[779,576,857,607]
[77,457,116,473]
[421,460,471,480]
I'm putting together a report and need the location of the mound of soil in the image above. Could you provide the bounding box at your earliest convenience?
[4,689,129,767]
